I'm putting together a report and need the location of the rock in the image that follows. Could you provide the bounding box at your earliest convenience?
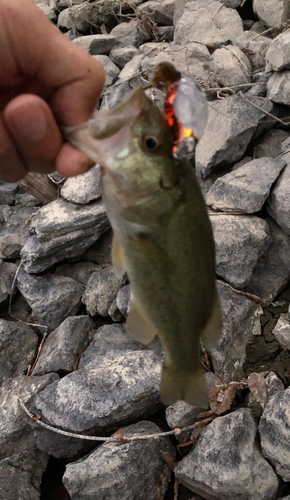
[0,261,17,306]
[211,281,263,381]
[82,265,123,317]
[175,408,278,500]
[101,75,143,109]
[58,3,90,31]
[33,315,95,375]
[265,371,285,400]
[266,31,290,71]
[15,193,40,207]
[86,0,144,27]
[0,373,58,460]
[259,387,290,481]
[206,157,286,213]
[73,34,117,55]
[267,70,290,105]
[63,421,175,500]
[254,129,289,158]
[235,31,271,71]
[266,155,290,235]
[116,284,131,317]
[54,261,100,285]
[272,314,290,351]
[210,215,271,288]
[166,400,204,443]
[83,228,112,267]
[61,165,102,204]
[17,269,84,332]
[92,55,119,87]
[108,298,123,322]
[196,95,274,178]
[174,0,243,49]
[0,449,48,500]
[109,45,139,69]
[253,0,290,28]
[0,182,17,205]
[0,319,38,386]
[78,323,144,369]
[246,71,270,98]
[21,198,109,273]
[0,206,38,260]
[158,25,174,42]
[138,0,175,26]
[110,20,151,48]
[247,371,283,409]
[57,0,86,7]
[244,218,290,305]
[211,45,252,88]
[118,54,144,81]
[36,3,57,21]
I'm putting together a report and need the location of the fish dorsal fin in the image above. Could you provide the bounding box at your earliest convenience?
[126,295,158,345]
[112,236,127,278]
[201,291,223,350]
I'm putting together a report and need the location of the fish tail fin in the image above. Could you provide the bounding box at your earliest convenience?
[160,363,208,408]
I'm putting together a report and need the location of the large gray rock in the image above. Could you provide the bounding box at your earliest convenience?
[253,0,290,28]
[58,3,90,31]
[61,165,102,204]
[196,95,274,178]
[138,0,175,26]
[235,31,271,71]
[110,20,151,47]
[210,215,271,288]
[82,265,124,317]
[54,260,99,285]
[212,281,263,381]
[0,182,17,205]
[0,261,17,306]
[83,228,112,267]
[17,269,84,332]
[63,420,175,500]
[118,54,144,81]
[266,31,290,71]
[174,1,243,49]
[254,129,290,158]
[266,155,290,235]
[267,71,290,105]
[33,315,95,375]
[272,314,290,351]
[175,408,278,500]
[0,373,58,460]
[259,387,290,481]
[93,55,120,88]
[73,34,117,55]
[0,206,38,259]
[109,45,139,69]
[166,400,205,443]
[211,45,252,88]
[0,450,48,500]
[206,157,286,213]
[0,319,38,386]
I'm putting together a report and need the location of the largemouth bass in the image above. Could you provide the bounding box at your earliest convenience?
[65,68,222,406]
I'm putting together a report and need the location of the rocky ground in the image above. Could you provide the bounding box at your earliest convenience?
[1,0,290,498]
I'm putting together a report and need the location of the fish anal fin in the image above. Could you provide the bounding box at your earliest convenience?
[126,297,157,345]
[112,236,126,278]
[160,362,208,408]
[201,292,223,351]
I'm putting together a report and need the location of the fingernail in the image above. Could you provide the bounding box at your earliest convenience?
[13,108,47,142]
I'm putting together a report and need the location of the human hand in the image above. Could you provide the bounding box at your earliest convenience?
[0,0,104,182]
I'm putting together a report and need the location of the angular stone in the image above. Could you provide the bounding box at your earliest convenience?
[259,387,290,481]
[109,45,139,69]
[15,193,40,207]
[17,269,84,332]
[175,408,278,500]
[73,34,117,55]
[272,314,290,351]
[266,31,290,71]
[36,3,57,21]
[58,3,90,31]
[83,228,112,267]
[174,0,243,49]
[61,165,102,204]
[138,0,175,25]
[212,45,252,88]
[54,261,100,285]
[206,157,286,213]
[235,31,271,71]
[266,156,290,235]
[0,181,17,205]
[63,421,175,500]
[0,261,17,306]
[0,206,38,260]
[166,400,204,443]
[245,71,270,98]
[33,315,95,375]
[253,0,290,28]
[92,55,119,87]
[110,20,151,48]
[158,25,174,42]
[118,54,144,81]
[82,265,123,317]
[211,281,263,381]
[267,70,290,105]
[210,215,271,288]
[116,284,130,317]
[0,450,48,500]
[0,319,38,386]
[196,95,274,178]
[101,76,143,109]
[0,373,58,460]
[254,129,290,158]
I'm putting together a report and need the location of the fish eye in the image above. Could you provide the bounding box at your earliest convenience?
[143,135,160,154]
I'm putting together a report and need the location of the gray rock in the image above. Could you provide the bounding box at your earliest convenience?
[82,265,123,317]
[0,182,17,205]
[101,76,143,109]
[0,261,17,306]
[267,70,290,105]
[166,400,204,443]
[83,228,112,267]
[265,371,285,400]
[0,373,58,460]
[57,0,89,7]
[0,206,38,260]
[210,215,271,288]
[21,198,109,273]
[110,20,151,48]
[63,420,175,500]
[108,298,123,322]
[33,315,95,375]
[109,45,139,69]
[211,281,263,381]
[247,371,284,409]
[246,71,270,98]
[220,0,243,6]
[174,0,243,49]
[61,165,102,204]
[253,0,290,28]
[259,387,290,481]
[116,284,131,317]
[266,31,290,71]
[235,31,271,71]
[78,323,144,369]
[0,449,48,500]
[36,3,57,21]
[73,34,117,55]
[0,319,38,386]
[118,54,144,81]
[54,261,100,285]
[85,0,144,27]
[138,0,175,25]
[175,408,278,500]
[272,314,290,351]
[17,269,84,332]
[266,155,290,235]
[58,3,90,31]
[196,95,274,178]
[206,157,286,213]
[244,218,290,305]
[14,193,40,207]
[254,129,290,158]
[158,25,174,42]
[211,45,252,88]
[92,55,119,87]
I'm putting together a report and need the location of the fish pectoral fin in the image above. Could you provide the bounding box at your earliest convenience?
[112,236,126,278]
[201,292,223,351]
[160,362,208,408]
[126,296,158,345]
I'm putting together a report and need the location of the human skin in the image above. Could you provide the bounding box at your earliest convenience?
[0,0,105,182]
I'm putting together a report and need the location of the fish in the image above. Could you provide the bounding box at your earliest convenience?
[64,66,222,406]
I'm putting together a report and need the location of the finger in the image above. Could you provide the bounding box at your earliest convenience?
[56,142,95,178]
[3,94,63,174]
[0,114,28,183]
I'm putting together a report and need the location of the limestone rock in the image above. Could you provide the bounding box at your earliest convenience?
[110,20,151,48]
[272,314,290,351]
[254,129,290,158]
[61,165,102,204]
[73,34,117,55]
[253,0,290,28]
[267,70,290,105]
[266,31,290,71]
[93,55,119,87]
[138,0,175,26]
[212,45,252,88]
[58,3,90,31]
[82,265,124,317]
[0,206,38,260]
[0,182,17,205]
[109,45,139,69]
